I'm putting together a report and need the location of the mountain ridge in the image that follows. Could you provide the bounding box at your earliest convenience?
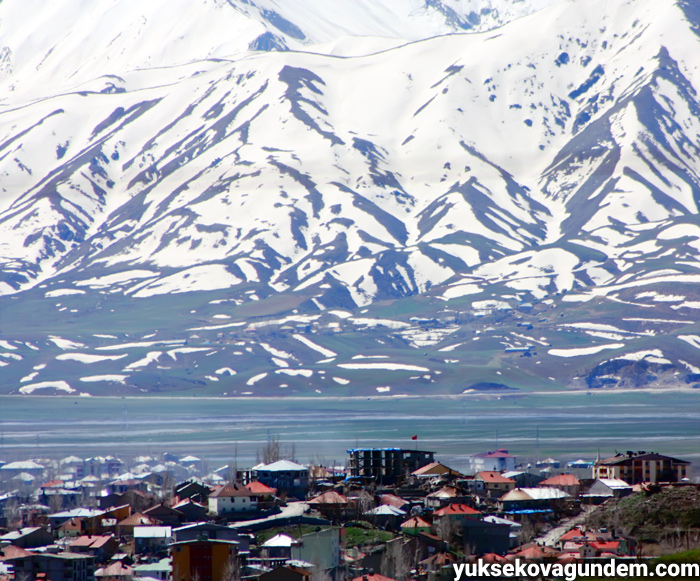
[1,0,700,396]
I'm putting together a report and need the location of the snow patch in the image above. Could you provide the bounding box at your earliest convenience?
[338,362,430,371]
[123,351,162,370]
[275,369,313,377]
[247,373,267,386]
[19,381,75,394]
[45,289,86,298]
[678,335,700,350]
[56,353,128,364]
[548,343,625,357]
[167,347,211,360]
[293,334,337,358]
[79,375,127,383]
[49,336,85,350]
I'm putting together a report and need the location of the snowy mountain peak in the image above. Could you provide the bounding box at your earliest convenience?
[1,0,700,396]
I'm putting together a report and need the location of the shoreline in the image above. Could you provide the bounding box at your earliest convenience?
[2,385,699,402]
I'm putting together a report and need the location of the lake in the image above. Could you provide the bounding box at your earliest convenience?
[0,390,698,473]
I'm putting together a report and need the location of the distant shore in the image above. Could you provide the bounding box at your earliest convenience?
[4,383,699,401]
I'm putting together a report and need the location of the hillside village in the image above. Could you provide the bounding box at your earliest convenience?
[0,447,695,581]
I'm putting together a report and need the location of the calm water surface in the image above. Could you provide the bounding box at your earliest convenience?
[1,391,698,472]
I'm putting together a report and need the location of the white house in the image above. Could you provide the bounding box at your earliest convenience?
[208,483,257,515]
[468,449,516,474]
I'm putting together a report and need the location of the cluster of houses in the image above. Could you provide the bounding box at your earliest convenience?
[0,448,693,581]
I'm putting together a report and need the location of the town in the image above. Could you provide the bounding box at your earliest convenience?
[0,446,696,581]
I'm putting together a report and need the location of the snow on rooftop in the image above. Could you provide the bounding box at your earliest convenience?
[1,460,44,470]
[598,478,632,489]
[262,533,295,547]
[253,459,307,472]
[50,508,105,518]
[134,526,172,538]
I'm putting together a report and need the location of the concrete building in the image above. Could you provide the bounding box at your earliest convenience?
[0,526,53,549]
[5,551,95,581]
[171,539,239,581]
[593,452,690,484]
[346,448,435,484]
[252,460,309,497]
[134,526,173,553]
[173,523,249,554]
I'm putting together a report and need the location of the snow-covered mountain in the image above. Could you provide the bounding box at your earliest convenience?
[1,0,700,396]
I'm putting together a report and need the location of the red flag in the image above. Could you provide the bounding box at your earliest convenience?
[411,435,418,440]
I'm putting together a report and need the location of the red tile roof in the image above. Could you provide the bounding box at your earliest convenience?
[60,518,84,530]
[473,449,514,459]
[1,545,35,559]
[426,485,460,498]
[41,480,65,488]
[209,482,254,498]
[540,474,580,486]
[559,528,585,542]
[557,552,583,563]
[117,512,156,527]
[590,541,620,553]
[412,462,462,476]
[379,494,409,509]
[245,481,276,495]
[420,552,455,565]
[512,545,556,560]
[476,471,516,484]
[308,490,348,505]
[400,516,430,529]
[481,553,508,563]
[72,535,114,549]
[96,561,133,577]
[172,498,206,509]
[433,503,481,517]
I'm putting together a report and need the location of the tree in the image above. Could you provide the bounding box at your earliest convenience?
[435,516,459,545]
[227,443,239,482]
[381,539,411,581]
[260,435,281,464]
[159,470,175,504]
[222,555,240,581]
[356,490,374,518]
[310,568,332,581]
[519,515,538,544]
[49,491,64,513]
[3,497,21,528]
